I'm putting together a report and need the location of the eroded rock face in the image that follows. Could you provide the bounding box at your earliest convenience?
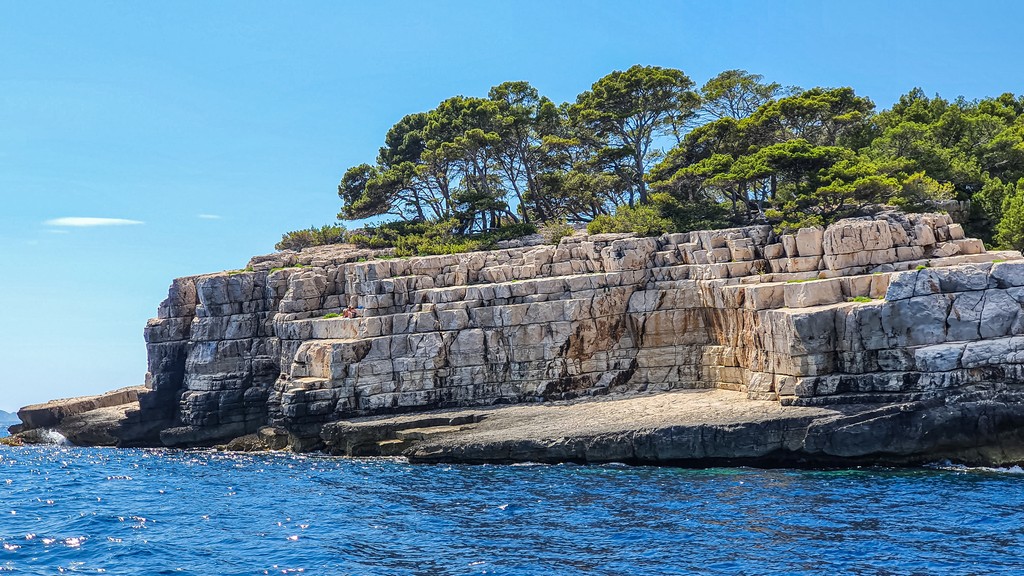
[9,387,145,446]
[17,387,142,431]
[101,211,1024,456]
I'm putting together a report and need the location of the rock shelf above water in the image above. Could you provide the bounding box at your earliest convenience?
[321,389,1024,467]
[9,211,1024,466]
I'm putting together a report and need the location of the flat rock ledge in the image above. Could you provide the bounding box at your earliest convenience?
[6,387,146,446]
[316,389,1024,467]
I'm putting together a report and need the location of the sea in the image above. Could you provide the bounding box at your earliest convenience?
[1,446,1023,575]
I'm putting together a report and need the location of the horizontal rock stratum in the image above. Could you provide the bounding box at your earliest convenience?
[10,211,1024,466]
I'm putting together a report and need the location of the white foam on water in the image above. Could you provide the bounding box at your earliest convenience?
[38,429,71,446]
[928,460,1024,474]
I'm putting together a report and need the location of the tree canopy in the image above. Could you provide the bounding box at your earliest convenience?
[284,65,1024,254]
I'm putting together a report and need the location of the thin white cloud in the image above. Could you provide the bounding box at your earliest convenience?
[45,217,144,227]
[46,229,71,234]
[197,214,222,220]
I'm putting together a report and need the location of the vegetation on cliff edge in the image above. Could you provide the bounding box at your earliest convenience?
[278,66,1024,254]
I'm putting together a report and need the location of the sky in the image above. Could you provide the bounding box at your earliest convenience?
[2,0,1023,412]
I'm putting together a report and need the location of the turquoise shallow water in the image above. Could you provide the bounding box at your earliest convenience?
[1,447,1023,575]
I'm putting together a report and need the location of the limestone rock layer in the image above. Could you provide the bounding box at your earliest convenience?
[127,211,1024,450]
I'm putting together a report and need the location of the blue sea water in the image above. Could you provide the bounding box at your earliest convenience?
[1,447,1023,575]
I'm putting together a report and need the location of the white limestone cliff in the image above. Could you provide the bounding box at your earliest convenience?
[10,210,1024,465]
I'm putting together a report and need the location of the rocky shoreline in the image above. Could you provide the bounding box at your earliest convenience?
[321,388,1024,467]
[11,387,1024,468]
[7,211,1024,467]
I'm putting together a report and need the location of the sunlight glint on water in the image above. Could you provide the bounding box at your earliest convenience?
[1,447,1023,575]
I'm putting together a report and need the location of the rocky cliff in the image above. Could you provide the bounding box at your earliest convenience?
[11,211,1024,466]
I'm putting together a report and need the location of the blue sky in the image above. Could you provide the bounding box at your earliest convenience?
[2,0,1023,411]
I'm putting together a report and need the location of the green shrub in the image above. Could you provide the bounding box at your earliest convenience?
[347,233,372,247]
[890,172,955,212]
[996,183,1024,251]
[586,204,673,237]
[322,313,341,319]
[586,214,617,235]
[915,264,928,270]
[275,224,348,251]
[651,193,732,232]
[485,222,537,242]
[847,296,873,303]
[540,220,576,244]
[347,219,535,257]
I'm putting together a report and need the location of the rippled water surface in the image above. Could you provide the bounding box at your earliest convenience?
[1,447,1023,575]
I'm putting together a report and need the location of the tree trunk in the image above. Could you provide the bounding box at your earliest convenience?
[635,150,647,204]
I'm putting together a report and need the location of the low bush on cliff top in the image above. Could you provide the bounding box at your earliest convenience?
[539,220,576,244]
[351,220,536,257]
[996,182,1024,251]
[587,204,674,237]
[277,219,536,257]
[275,224,348,251]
